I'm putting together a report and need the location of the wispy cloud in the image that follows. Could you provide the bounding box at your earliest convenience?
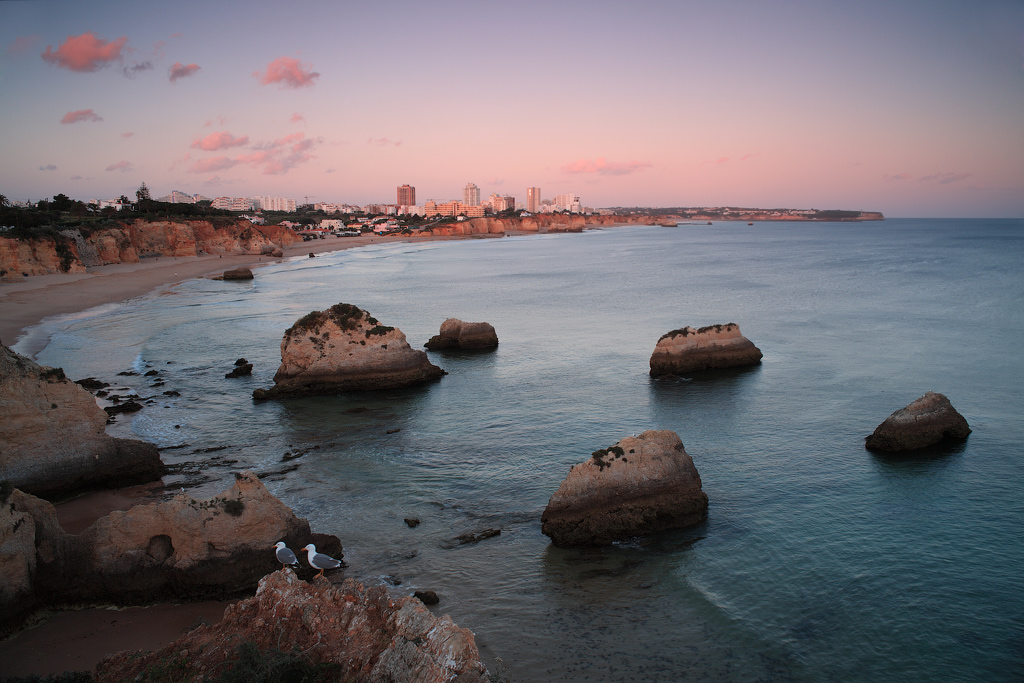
[8,35,40,56]
[562,157,652,176]
[61,109,102,124]
[169,62,201,82]
[105,160,134,173]
[42,32,127,72]
[290,112,305,124]
[187,132,322,175]
[190,156,239,173]
[919,172,971,185]
[257,56,319,88]
[191,131,250,151]
[740,153,759,161]
[122,131,134,138]
[701,157,731,166]
[204,116,227,128]
[38,164,57,172]
[122,60,152,78]
[367,137,402,147]
[70,175,83,180]
[884,173,912,182]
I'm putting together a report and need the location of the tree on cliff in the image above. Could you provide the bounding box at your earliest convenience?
[136,182,151,203]
[0,194,9,208]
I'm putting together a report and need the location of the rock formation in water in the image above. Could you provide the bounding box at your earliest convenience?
[253,303,445,399]
[95,569,489,683]
[220,266,254,280]
[541,430,708,547]
[424,318,499,350]
[649,323,763,377]
[865,392,971,452]
[0,343,163,498]
[0,472,342,636]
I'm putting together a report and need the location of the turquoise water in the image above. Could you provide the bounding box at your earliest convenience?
[23,219,1024,681]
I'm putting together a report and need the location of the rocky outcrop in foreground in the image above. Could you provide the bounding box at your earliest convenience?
[253,303,445,399]
[0,342,162,499]
[0,472,342,636]
[424,318,499,350]
[541,430,708,546]
[96,570,488,683]
[865,392,971,452]
[649,323,762,377]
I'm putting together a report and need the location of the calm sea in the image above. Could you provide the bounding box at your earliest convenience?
[21,219,1024,682]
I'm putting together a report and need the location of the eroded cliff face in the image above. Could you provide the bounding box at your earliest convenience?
[0,343,163,498]
[95,570,489,683]
[0,220,300,275]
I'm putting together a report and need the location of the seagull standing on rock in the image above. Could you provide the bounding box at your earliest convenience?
[303,543,342,578]
[274,541,299,569]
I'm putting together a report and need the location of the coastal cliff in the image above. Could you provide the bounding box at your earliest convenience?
[0,219,299,276]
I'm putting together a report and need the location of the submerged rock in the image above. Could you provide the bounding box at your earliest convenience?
[649,323,762,377]
[253,303,445,399]
[541,430,708,547]
[0,343,163,499]
[865,392,971,452]
[221,267,254,280]
[95,570,488,683]
[424,318,499,350]
[225,363,253,378]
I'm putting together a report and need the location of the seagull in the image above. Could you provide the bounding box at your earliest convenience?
[302,543,342,578]
[274,541,299,569]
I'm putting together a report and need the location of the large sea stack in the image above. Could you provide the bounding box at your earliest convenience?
[865,392,971,452]
[541,430,708,547]
[649,323,762,377]
[253,303,445,399]
[96,570,489,683]
[424,318,499,350]
[0,342,162,498]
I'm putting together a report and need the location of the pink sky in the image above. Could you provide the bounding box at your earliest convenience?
[1,0,1022,216]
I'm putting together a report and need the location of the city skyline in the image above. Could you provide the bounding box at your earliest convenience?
[1,0,1022,217]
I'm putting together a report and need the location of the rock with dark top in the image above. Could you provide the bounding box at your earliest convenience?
[253,303,445,400]
[234,357,248,366]
[404,517,420,528]
[74,377,109,391]
[95,571,487,683]
[225,363,253,378]
[103,400,144,415]
[541,430,708,547]
[424,318,499,350]
[649,323,762,377]
[414,590,440,605]
[0,343,162,499]
[865,392,971,452]
[222,267,254,280]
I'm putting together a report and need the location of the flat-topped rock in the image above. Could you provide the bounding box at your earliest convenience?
[649,323,762,377]
[541,430,708,547]
[221,266,254,280]
[865,392,971,452]
[0,343,162,499]
[253,303,444,399]
[424,318,499,350]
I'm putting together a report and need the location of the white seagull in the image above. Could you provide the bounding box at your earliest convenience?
[273,541,299,569]
[303,543,342,578]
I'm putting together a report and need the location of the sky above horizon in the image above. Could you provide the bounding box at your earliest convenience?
[1,0,1022,217]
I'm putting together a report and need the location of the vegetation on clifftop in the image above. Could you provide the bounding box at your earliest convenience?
[286,303,373,336]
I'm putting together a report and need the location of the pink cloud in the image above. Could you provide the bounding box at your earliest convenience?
[562,157,652,176]
[740,153,759,161]
[42,32,127,72]
[258,56,319,88]
[105,160,134,173]
[290,112,305,124]
[8,35,40,56]
[367,137,402,147]
[169,62,201,82]
[38,164,57,172]
[61,109,102,124]
[70,175,83,180]
[189,156,239,173]
[191,131,250,151]
[122,131,134,138]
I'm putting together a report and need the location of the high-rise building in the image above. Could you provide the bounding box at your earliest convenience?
[463,183,480,207]
[554,193,582,213]
[397,184,416,206]
[527,187,541,213]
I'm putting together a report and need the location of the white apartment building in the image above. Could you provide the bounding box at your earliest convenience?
[259,196,297,212]
[554,193,582,213]
[211,197,257,211]
[526,187,541,213]
[463,183,480,207]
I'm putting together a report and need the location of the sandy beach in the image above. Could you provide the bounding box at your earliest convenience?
[0,231,475,355]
